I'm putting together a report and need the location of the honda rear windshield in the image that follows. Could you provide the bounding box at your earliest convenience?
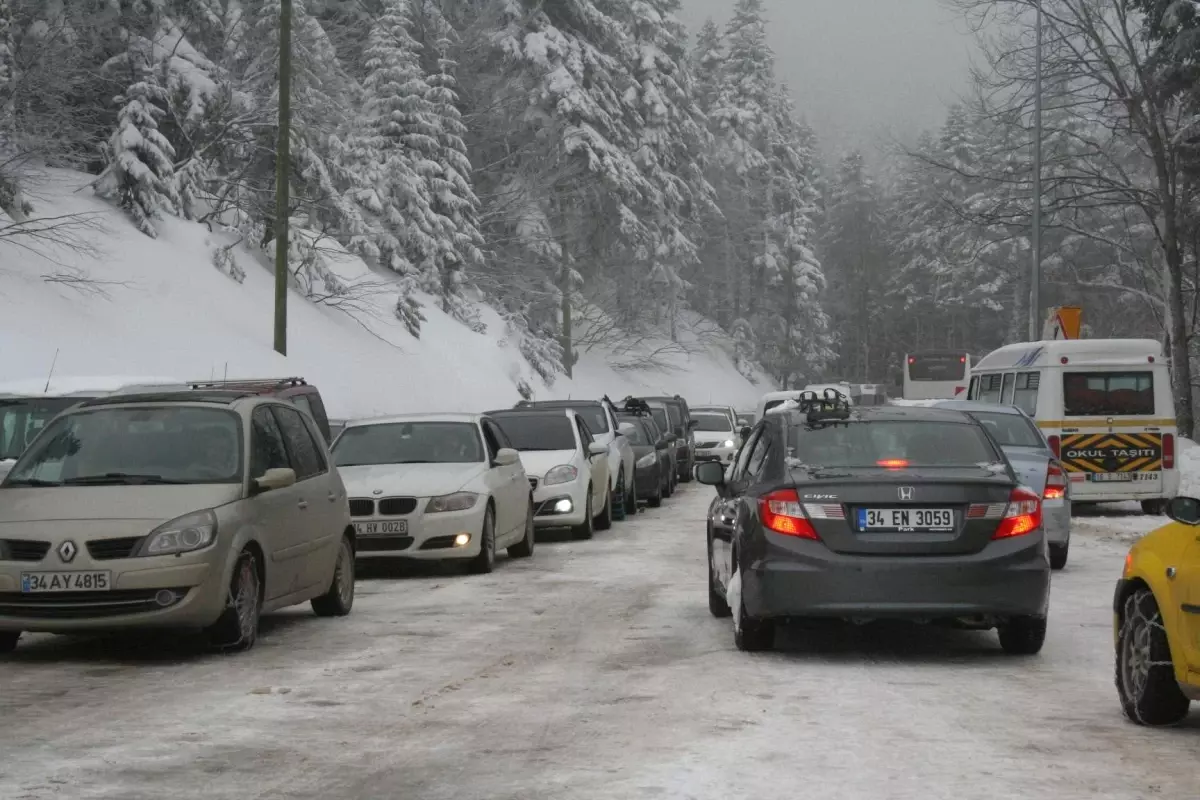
[1063,372,1154,416]
[970,412,1045,449]
[489,414,576,451]
[787,419,999,467]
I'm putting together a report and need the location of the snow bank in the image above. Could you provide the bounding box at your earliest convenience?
[0,169,774,419]
[1177,436,1200,497]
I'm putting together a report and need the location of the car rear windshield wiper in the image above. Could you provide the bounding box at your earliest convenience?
[62,473,187,485]
[2,477,63,487]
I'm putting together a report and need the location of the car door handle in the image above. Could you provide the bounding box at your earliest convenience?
[297,500,309,510]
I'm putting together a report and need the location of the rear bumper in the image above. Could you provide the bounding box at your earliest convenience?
[1067,469,1179,502]
[742,534,1051,621]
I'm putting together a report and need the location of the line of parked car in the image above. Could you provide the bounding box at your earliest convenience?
[0,375,750,655]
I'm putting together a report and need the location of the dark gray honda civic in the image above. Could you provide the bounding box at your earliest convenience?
[698,397,1051,654]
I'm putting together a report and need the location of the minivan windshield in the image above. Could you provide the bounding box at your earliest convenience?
[0,397,84,460]
[489,413,576,451]
[333,422,483,466]
[4,406,244,486]
[788,419,998,468]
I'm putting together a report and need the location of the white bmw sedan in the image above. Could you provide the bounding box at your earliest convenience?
[332,413,535,574]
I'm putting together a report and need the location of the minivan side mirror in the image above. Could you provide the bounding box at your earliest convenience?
[1166,496,1200,525]
[587,442,608,457]
[494,448,520,467]
[254,467,297,493]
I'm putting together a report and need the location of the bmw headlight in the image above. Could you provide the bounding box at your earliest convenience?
[425,492,479,513]
[636,453,657,468]
[140,510,217,556]
[543,465,578,486]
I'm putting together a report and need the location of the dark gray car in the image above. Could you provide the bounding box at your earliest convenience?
[697,398,1051,654]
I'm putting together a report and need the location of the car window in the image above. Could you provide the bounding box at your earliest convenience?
[620,421,649,446]
[489,413,576,451]
[290,393,315,418]
[576,417,593,450]
[480,421,501,461]
[786,417,999,467]
[731,428,761,481]
[977,374,1003,404]
[649,407,669,432]
[1001,372,1016,404]
[250,407,291,478]
[1063,371,1154,416]
[745,431,772,477]
[272,405,325,480]
[333,422,484,465]
[971,412,1045,449]
[664,403,682,431]
[486,419,513,449]
[1012,372,1040,415]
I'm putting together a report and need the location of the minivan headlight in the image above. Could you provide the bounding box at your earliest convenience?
[543,465,578,486]
[425,492,479,513]
[140,510,217,556]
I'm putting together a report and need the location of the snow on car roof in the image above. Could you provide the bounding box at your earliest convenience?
[0,375,185,397]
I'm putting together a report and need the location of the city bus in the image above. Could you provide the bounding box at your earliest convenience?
[902,350,975,400]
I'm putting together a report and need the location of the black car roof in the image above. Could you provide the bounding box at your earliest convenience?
[78,390,252,407]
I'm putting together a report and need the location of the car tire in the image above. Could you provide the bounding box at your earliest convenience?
[508,498,536,558]
[624,472,638,516]
[663,472,673,498]
[707,539,731,619]
[997,615,1047,655]
[469,507,497,574]
[612,470,627,522]
[648,479,664,508]
[1116,588,1191,726]
[1049,541,1069,571]
[312,534,355,617]
[572,491,594,540]
[0,631,19,653]
[595,486,613,531]
[680,459,693,483]
[1140,499,1166,516]
[208,549,261,653]
[734,594,774,652]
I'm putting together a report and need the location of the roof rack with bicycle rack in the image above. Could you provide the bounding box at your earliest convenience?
[617,397,654,416]
[794,388,852,427]
[188,377,310,393]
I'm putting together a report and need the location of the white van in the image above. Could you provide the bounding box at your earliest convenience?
[968,339,1177,513]
[756,385,854,420]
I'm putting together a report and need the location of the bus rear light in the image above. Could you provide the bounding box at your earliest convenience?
[1163,433,1175,469]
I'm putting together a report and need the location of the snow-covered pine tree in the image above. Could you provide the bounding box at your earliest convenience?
[94,35,180,237]
[691,18,723,114]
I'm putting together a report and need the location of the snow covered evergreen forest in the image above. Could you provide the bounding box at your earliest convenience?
[4,0,1200,428]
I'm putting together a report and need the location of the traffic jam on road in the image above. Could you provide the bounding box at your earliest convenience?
[0,335,1198,796]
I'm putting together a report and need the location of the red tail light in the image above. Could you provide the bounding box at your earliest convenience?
[1163,433,1175,469]
[1047,434,1060,458]
[759,489,819,539]
[993,487,1042,539]
[1043,461,1066,500]
[876,458,909,469]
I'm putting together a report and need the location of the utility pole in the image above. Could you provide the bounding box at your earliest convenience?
[273,0,292,356]
[1029,0,1043,341]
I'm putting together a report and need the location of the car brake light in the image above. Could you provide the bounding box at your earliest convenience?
[1163,433,1174,469]
[993,487,1042,539]
[876,458,909,468]
[1043,461,1066,500]
[759,489,819,539]
[1047,434,1060,458]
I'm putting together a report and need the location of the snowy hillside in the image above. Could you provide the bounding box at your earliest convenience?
[0,170,773,419]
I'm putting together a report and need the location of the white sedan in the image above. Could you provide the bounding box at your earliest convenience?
[332,413,535,574]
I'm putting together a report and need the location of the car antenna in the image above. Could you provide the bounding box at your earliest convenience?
[42,347,60,393]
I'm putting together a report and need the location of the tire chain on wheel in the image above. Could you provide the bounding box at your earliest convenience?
[1118,591,1180,724]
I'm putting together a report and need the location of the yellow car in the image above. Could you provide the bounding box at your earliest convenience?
[1114,497,1200,725]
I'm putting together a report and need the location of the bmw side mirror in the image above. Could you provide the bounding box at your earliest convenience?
[1166,497,1200,525]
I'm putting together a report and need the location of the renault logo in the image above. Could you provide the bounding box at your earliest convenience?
[58,540,78,563]
[898,487,914,501]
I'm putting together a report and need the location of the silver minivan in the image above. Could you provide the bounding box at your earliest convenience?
[0,389,356,653]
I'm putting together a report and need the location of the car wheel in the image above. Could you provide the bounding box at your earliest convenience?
[312,534,355,617]
[707,538,731,619]
[624,471,638,516]
[208,550,261,653]
[1116,588,1191,725]
[612,470,627,522]
[734,593,774,652]
[1140,499,1166,516]
[680,459,693,483]
[508,498,536,558]
[469,507,496,574]
[0,631,20,653]
[1049,541,1069,571]
[997,615,1047,655]
[572,491,594,540]
[648,478,663,508]
[595,486,613,531]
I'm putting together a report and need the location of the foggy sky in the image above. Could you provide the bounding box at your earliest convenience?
[676,0,978,155]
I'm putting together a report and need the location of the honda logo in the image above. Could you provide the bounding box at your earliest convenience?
[897,486,914,501]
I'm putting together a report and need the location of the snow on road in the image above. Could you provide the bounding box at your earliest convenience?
[0,488,1196,800]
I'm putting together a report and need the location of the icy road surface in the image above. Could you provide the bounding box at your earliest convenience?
[0,489,1196,800]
